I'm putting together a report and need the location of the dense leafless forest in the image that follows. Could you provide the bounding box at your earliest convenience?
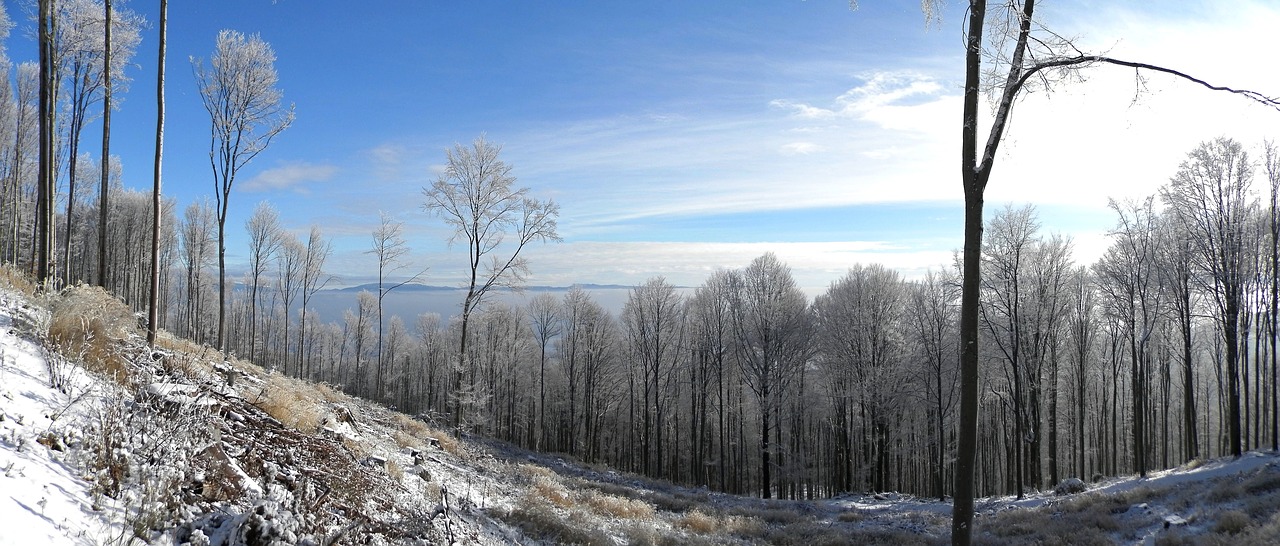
[5,2,1280,538]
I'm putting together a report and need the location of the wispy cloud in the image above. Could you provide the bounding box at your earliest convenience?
[771,71,947,128]
[243,161,338,193]
[780,142,824,155]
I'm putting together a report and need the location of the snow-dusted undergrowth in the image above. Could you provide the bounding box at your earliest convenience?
[2,276,1279,546]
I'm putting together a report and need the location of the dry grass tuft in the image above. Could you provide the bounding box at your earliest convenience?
[521,463,556,481]
[677,509,718,534]
[47,284,138,383]
[394,430,424,450]
[584,490,654,520]
[152,331,216,368]
[0,264,38,297]
[393,412,429,436]
[250,372,325,432]
[341,435,371,460]
[389,412,463,457]
[432,432,463,457]
[315,382,346,403]
[532,475,575,508]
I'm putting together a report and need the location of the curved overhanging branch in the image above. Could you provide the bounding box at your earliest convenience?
[1015,55,1280,111]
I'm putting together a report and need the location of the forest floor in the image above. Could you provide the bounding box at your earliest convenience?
[2,277,1279,545]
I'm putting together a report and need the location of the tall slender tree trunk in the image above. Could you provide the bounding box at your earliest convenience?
[1227,294,1243,457]
[217,215,227,352]
[36,0,56,288]
[99,0,113,287]
[1182,278,1198,460]
[952,0,991,541]
[760,380,771,499]
[147,0,165,345]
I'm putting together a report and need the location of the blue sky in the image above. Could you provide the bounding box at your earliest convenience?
[5,0,1280,293]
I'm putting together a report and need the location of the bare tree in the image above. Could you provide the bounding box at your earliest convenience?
[689,269,735,491]
[49,0,141,286]
[343,290,377,395]
[275,232,303,371]
[244,201,283,363]
[422,135,560,433]
[527,291,561,451]
[1063,266,1097,479]
[978,204,1039,496]
[193,29,294,352]
[731,253,811,498]
[367,211,424,399]
[1156,213,1199,461]
[298,225,331,378]
[1161,138,1257,458]
[178,199,216,342]
[815,263,906,494]
[906,269,959,500]
[7,62,38,268]
[622,277,685,476]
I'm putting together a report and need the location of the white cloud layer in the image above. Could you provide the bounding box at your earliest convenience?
[243,161,338,193]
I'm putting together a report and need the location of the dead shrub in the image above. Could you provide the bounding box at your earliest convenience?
[975,501,1119,545]
[836,509,864,523]
[648,490,699,513]
[721,514,766,539]
[1214,510,1252,535]
[766,521,869,546]
[1207,480,1244,503]
[621,522,715,546]
[1243,468,1280,495]
[47,284,137,383]
[728,504,807,525]
[396,414,463,457]
[424,480,442,504]
[431,430,463,457]
[843,528,934,546]
[1244,490,1280,519]
[979,509,1046,539]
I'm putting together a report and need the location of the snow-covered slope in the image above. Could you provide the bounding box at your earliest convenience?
[0,292,121,544]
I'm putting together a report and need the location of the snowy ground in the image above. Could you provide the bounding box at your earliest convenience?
[2,282,1279,545]
[0,292,123,544]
